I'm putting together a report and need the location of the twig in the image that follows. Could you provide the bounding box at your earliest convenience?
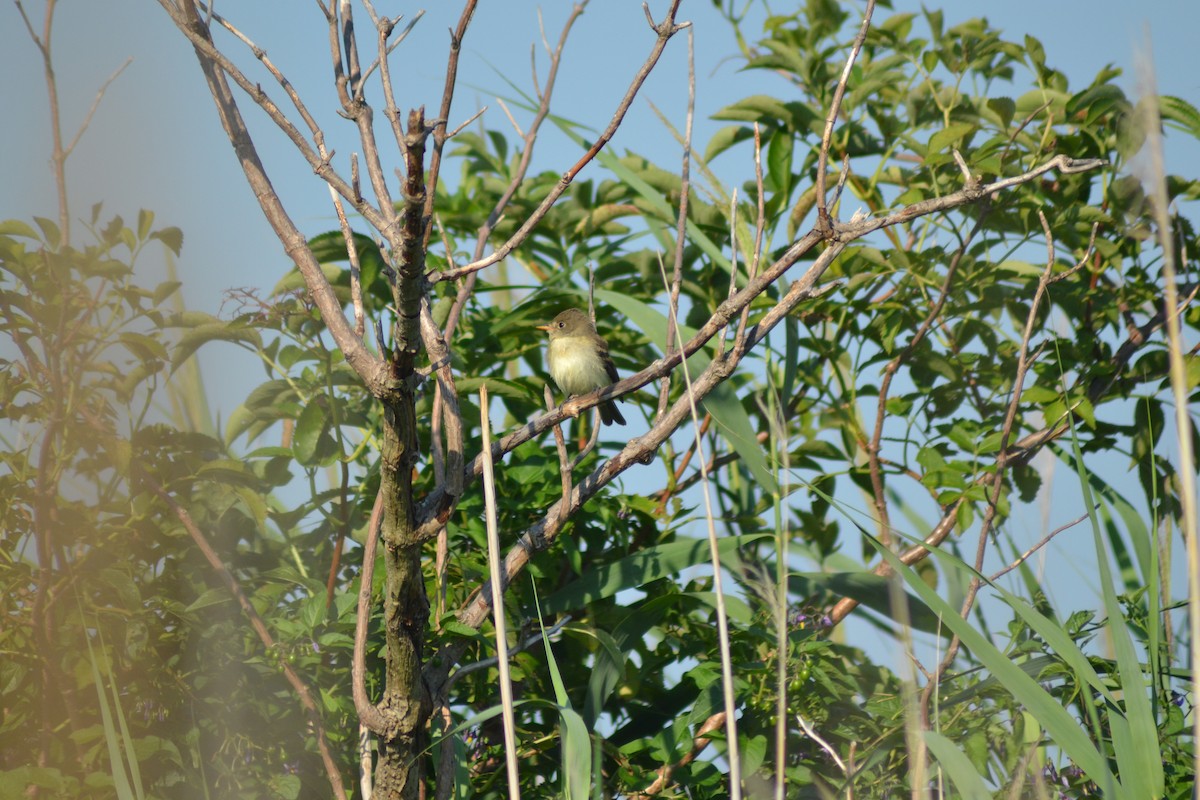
[64,57,133,160]
[328,0,402,255]
[814,0,876,232]
[430,1,589,554]
[358,7,423,102]
[917,211,1098,726]
[989,515,1088,581]
[190,0,393,235]
[162,0,390,393]
[444,615,572,690]
[630,712,726,798]
[656,25,695,421]
[421,0,481,249]
[570,410,602,469]
[446,106,487,139]
[149,478,349,800]
[797,715,848,774]
[545,385,573,520]
[431,1,688,283]
[868,210,989,546]
[653,413,713,515]
[328,178,366,338]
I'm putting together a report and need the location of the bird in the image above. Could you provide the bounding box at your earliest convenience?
[536,308,626,426]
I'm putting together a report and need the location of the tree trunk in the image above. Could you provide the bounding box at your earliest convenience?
[374,397,431,798]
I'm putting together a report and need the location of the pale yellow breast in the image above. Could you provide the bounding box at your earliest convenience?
[548,337,610,396]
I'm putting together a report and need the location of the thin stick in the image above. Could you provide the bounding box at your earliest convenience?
[631,712,727,797]
[656,257,742,800]
[989,514,1087,581]
[868,212,988,546]
[1139,44,1199,784]
[796,715,848,774]
[545,385,573,519]
[657,25,695,420]
[814,0,876,230]
[478,385,521,800]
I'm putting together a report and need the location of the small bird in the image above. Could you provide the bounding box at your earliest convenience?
[537,308,626,426]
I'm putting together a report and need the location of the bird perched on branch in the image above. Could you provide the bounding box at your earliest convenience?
[537,308,626,426]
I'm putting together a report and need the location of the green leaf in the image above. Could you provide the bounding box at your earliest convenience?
[704,124,755,162]
[292,400,331,466]
[1160,94,1200,139]
[149,226,185,256]
[185,587,232,613]
[1066,425,1163,797]
[924,731,991,800]
[541,534,769,613]
[766,128,794,199]
[701,380,780,495]
[577,627,625,728]
[868,537,1122,795]
[926,122,976,160]
[137,209,153,241]
[171,318,261,370]
[33,216,61,245]
[740,733,768,775]
[299,594,326,630]
[987,96,1016,129]
[152,280,182,305]
[559,706,592,800]
[0,219,40,239]
[197,459,261,489]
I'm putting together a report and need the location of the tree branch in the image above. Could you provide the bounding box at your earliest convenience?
[429,1,688,283]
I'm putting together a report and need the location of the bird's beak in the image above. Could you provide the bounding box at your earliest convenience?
[535,323,553,332]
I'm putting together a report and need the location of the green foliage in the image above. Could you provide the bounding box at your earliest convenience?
[7,2,1199,798]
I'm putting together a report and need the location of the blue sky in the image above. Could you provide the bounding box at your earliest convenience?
[3,1,1196,314]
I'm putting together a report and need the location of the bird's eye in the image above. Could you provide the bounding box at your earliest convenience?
[557,322,565,328]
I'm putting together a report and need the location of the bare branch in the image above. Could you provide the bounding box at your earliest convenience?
[163,0,390,395]
[868,211,989,545]
[161,1,394,235]
[630,712,727,798]
[446,106,487,139]
[989,515,1088,581]
[431,1,687,283]
[421,0,480,248]
[544,385,573,523]
[63,57,133,159]
[917,210,1100,726]
[358,7,423,94]
[17,0,69,244]
[657,25,695,421]
[815,0,876,231]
